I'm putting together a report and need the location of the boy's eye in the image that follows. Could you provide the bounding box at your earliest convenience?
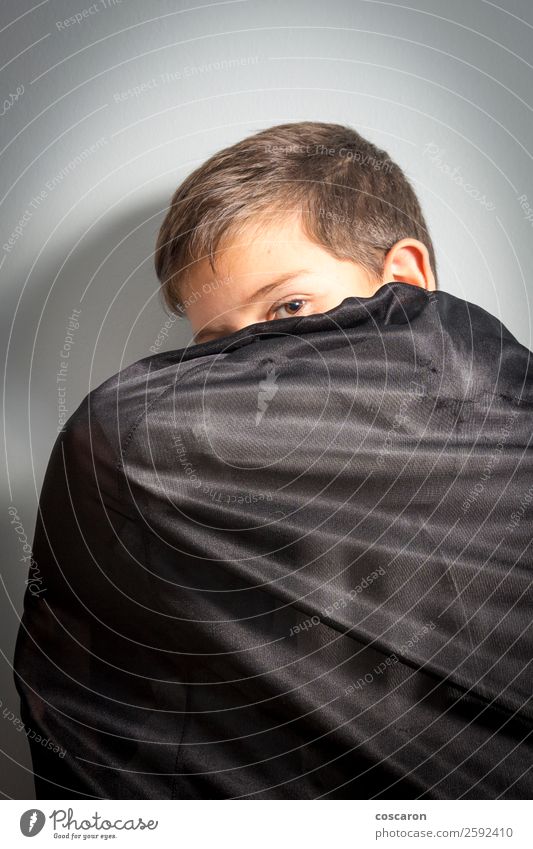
[271,299,307,318]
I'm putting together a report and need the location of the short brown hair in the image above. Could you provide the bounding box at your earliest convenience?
[154,121,438,314]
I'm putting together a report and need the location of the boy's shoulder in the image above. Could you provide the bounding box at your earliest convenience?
[61,344,215,467]
[63,282,533,461]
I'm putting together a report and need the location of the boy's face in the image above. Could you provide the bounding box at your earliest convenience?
[181,216,388,344]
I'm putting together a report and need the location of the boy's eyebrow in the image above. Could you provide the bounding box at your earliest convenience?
[193,269,311,343]
[241,269,312,305]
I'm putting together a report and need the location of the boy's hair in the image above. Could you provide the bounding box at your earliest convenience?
[154,121,438,314]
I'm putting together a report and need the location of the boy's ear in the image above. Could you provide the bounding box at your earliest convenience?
[382,238,436,291]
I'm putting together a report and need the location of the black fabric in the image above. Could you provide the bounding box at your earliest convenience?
[13,281,533,799]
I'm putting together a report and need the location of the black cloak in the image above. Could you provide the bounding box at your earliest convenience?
[13,282,533,799]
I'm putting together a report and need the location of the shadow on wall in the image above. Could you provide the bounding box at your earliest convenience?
[2,196,193,799]
[29,196,193,394]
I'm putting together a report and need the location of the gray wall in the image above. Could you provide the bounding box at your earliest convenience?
[1,0,532,798]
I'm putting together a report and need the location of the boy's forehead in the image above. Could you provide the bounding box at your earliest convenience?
[182,219,306,300]
[184,215,328,294]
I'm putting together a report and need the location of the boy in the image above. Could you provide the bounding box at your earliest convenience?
[154,121,437,341]
[14,122,533,800]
